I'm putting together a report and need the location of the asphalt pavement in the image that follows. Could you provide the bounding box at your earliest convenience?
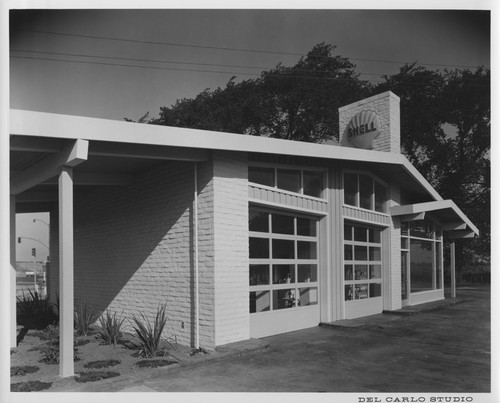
[52,285,491,393]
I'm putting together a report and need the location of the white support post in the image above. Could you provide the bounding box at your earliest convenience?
[10,195,17,348]
[58,166,74,377]
[450,241,456,299]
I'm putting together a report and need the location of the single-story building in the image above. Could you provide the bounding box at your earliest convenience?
[9,91,478,377]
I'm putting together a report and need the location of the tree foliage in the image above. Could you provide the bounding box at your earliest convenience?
[141,43,490,267]
[149,43,369,142]
[373,65,490,267]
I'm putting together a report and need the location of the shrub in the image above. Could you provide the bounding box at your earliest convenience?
[38,325,80,364]
[97,311,125,346]
[130,304,170,358]
[74,300,100,336]
[16,290,58,329]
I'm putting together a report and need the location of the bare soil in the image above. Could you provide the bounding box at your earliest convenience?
[10,327,195,392]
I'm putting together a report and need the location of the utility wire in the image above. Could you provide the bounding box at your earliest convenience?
[10,48,392,76]
[11,55,489,88]
[17,29,487,70]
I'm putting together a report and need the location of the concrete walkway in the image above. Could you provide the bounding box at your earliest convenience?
[53,286,491,393]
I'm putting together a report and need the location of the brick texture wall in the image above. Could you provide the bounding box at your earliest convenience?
[212,151,249,345]
[48,153,250,350]
[50,161,199,347]
[339,91,401,153]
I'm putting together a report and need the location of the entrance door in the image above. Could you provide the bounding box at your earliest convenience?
[343,223,384,319]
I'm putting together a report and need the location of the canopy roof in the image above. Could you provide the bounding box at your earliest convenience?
[10,108,475,238]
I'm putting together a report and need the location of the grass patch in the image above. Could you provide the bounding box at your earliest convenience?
[75,371,120,383]
[75,338,92,347]
[136,359,178,368]
[11,366,39,376]
[11,380,52,392]
[84,359,121,369]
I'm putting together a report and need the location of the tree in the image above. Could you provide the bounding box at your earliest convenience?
[374,65,490,268]
[149,43,370,142]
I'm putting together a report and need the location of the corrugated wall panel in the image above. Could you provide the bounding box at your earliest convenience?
[249,184,328,213]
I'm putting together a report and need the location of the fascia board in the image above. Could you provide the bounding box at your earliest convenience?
[390,200,479,235]
[10,109,440,200]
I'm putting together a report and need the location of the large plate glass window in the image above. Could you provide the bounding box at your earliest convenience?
[249,207,319,313]
[343,171,387,213]
[401,219,443,294]
[249,166,325,199]
[344,222,383,301]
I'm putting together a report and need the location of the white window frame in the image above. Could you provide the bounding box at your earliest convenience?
[342,169,389,214]
[249,163,327,201]
[249,206,320,313]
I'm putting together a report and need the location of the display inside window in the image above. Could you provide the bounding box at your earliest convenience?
[273,289,297,309]
[344,222,383,301]
[249,207,319,314]
[345,285,353,301]
[355,265,368,280]
[343,171,387,213]
[298,264,317,282]
[273,265,295,284]
[355,284,369,299]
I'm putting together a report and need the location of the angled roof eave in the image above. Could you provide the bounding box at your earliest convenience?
[390,200,479,236]
[11,108,441,201]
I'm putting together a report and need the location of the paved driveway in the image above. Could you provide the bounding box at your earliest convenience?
[70,286,492,393]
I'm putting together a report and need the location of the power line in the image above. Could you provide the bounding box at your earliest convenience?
[11,55,489,88]
[17,29,487,70]
[10,49,271,70]
[18,29,303,57]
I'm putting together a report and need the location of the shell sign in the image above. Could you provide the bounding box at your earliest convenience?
[345,110,381,149]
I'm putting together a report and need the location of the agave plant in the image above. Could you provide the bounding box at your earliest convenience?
[74,300,100,336]
[97,310,125,346]
[129,304,169,358]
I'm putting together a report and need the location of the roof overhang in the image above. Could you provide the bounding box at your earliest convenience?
[10,109,443,203]
[390,200,479,239]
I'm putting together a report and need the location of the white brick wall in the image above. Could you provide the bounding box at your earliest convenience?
[212,151,249,345]
[50,161,200,347]
[48,153,250,350]
[339,91,401,153]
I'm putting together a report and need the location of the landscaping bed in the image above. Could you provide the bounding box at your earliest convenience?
[10,327,193,391]
[11,298,200,392]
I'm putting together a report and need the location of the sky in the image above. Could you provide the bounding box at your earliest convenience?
[9,8,491,122]
[6,4,492,261]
